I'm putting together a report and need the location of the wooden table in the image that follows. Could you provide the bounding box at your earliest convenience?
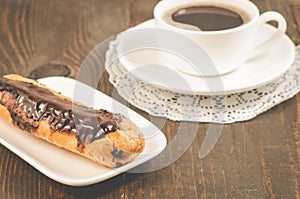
[0,0,299,198]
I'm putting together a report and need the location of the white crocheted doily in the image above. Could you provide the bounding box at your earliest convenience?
[105,43,300,123]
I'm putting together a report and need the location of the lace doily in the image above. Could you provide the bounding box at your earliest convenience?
[105,43,300,123]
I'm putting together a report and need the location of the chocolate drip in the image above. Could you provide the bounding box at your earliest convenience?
[0,77,122,144]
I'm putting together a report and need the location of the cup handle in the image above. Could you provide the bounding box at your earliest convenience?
[254,11,287,54]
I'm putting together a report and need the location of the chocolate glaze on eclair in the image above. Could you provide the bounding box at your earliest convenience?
[0,77,122,144]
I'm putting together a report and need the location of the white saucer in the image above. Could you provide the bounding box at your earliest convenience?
[0,77,167,186]
[115,19,295,95]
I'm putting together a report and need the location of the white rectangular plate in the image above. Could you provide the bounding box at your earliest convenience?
[0,77,167,186]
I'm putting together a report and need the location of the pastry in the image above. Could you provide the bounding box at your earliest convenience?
[0,74,145,168]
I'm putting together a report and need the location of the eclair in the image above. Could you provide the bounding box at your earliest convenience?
[0,74,145,168]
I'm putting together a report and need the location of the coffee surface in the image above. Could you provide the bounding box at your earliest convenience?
[172,6,245,31]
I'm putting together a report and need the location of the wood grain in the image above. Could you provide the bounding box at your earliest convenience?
[0,0,299,198]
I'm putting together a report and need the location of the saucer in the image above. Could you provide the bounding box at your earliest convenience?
[114,19,295,95]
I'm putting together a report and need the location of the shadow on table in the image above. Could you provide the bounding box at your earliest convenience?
[54,172,144,198]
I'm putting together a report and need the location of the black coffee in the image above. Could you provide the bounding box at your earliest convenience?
[171,6,248,31]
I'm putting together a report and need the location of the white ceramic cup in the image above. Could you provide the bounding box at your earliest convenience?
[154,0,287,76]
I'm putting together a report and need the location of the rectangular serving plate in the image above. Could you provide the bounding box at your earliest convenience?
[0,76,167,186]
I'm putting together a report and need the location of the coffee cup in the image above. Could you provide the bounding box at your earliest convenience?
[154,0,287,76]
